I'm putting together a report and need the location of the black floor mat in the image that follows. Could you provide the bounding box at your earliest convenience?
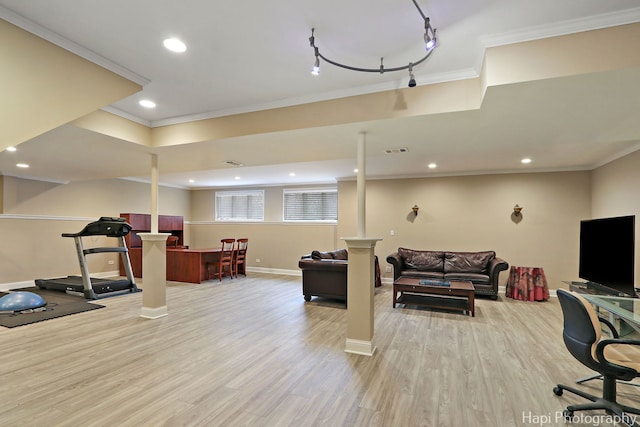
[0,287,104,328]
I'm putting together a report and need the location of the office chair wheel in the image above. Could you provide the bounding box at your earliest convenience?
[553,386,563,396]
[563,409,573,420]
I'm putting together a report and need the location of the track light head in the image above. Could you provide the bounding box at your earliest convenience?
[311,59,320,75]
[408,63,416,87]
[424,18,437,51]
[311,47,320,75]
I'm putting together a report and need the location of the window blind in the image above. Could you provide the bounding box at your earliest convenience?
[215,190,264,221]
[283,188,337,221]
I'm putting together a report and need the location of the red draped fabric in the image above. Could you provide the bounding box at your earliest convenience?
[506,266,549,301]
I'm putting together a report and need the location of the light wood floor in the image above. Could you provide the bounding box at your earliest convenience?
[0,273,638,427]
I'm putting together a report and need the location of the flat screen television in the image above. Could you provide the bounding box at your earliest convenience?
[579,215,636,297]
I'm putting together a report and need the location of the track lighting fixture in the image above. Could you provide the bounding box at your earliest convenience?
[308,0,437,88]
[311,47,320,75]
[424,17,437,50]
[408,64,416,88]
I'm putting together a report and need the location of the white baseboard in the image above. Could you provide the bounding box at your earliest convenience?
[246,266,301,276]
[140,305,168,319]
[345,338,376,356]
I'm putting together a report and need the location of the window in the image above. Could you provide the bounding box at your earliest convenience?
[215,190,264,221]
[283,188,337,222]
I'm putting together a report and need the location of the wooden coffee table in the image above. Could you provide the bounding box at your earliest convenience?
[393,277,475,316]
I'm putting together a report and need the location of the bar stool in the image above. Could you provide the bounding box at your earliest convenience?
[234,238,248,277]
[209,238,235,281]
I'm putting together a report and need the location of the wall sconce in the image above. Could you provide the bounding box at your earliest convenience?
[412,205,420,216]
[513,204,523,216]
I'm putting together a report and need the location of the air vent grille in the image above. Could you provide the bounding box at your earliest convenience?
[384,148,409,154]
[224,160,244,167]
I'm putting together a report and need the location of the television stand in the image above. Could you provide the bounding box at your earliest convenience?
[566,280,631,297]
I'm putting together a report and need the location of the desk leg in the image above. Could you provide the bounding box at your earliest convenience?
[393,285,396,308]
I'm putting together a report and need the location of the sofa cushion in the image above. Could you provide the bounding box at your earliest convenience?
[332,249,349,260]
[444,251,495,274]
[311,249,349,260]
[311,250,333,260]
[444,272,490,284]
[400,270,445,280]
[398,248,444,272]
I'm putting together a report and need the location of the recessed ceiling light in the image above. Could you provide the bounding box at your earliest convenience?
[163,38,187,53]
[139,99,156,108]
[234,176,241,180]
[16,163,29,168]
[521,158,532,164]
[354,168,358,173]
[6,146,17,152]
[289,172,296,177]
[188,179,195,183]
[428,163,437,169]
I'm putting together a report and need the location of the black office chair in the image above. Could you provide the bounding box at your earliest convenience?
[553,289,640,426]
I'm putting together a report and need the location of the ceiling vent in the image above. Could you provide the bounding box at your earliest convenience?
[384,148,409,154]
[223,160,244,167]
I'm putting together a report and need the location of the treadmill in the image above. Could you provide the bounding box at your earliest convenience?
[36,217,139,299]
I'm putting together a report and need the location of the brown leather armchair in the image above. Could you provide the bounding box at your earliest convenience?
[298,249,381,305]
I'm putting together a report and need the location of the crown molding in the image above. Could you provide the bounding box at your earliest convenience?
[101,106,151,127]
[479,6,640,48]
[0,172,69,185]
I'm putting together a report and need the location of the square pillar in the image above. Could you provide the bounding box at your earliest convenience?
[139,233,170,319]
[342,237,381,356]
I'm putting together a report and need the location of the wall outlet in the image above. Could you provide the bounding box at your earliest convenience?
[255,258,261,263]
[385,265,392,273]
[108,260,115,265]
[390,229,395,236]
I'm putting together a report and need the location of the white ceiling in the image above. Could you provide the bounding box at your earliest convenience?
[1,0,640,188]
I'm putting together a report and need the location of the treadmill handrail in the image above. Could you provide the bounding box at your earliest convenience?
[62,217,132,238]
[84,247,128,255]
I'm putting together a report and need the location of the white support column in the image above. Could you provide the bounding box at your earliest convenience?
[150,153,159,234]
[343,237,381,356]
[140,153,169,319]
[357,132,366,238]
[343,131,382,356]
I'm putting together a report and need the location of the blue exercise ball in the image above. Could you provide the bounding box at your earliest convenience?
[0,292,46,312]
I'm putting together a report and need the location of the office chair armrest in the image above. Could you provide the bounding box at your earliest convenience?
[595,339,640,379]
[598,339,640,348]
[598,317,620,338]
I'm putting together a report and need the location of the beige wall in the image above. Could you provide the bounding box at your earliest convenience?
[0,176,190,284]
[188,222,336,271]
[4,153,640,289]
[591,150,640,283]
[189,185,338,271]
[338,172,592,289]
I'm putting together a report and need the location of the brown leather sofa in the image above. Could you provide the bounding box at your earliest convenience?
[298,249,381,305]
[386,248,508,299]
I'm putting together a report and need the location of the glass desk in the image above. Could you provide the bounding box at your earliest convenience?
[581,294,640,335]
[578,294,640,388]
